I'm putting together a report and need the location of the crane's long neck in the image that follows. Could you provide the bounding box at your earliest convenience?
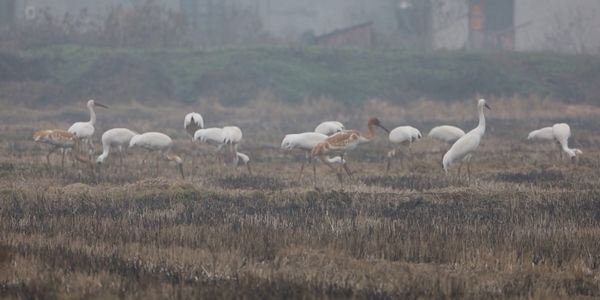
[165,149,184,178]
[363,124,376,140]
[88,104,96,125]
[476,105,486,134]
[98,143,110,162]
[557,137,572,153]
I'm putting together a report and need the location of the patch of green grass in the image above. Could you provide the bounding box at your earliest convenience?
[5,45,600,105]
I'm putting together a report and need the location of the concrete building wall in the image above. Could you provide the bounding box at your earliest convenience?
[431,0,468,49]
[14,0,179,24]
[431,0,600,54]
[242,0,395,40]
[514,0,600,54]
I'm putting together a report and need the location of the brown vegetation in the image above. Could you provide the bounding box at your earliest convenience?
[1,97,600,298]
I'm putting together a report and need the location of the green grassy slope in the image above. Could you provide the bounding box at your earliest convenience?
[2,45,600,106]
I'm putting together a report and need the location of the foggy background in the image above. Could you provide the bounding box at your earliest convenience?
[2,0,600,52]
[1,0,599,109]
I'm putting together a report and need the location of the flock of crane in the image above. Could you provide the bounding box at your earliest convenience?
[32,98,583,189]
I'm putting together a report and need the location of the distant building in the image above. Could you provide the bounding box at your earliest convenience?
[432,0,600,54]
[315,22,373,48]
[2,0,600,53]
[1,0,185,28]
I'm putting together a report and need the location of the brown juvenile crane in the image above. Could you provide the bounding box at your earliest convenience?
[33,129,89,168]
[311,117,389,189]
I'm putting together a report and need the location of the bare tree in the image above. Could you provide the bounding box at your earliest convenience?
[544,8,599,54]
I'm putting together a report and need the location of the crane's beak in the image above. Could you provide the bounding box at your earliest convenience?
[485,103,491,110]
[95,102,109,108]
[378,124,390,133]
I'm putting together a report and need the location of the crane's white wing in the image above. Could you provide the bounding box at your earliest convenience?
[315,121,344,136]
[527,127,553,140]
[68,122,94,139]
[388,127,412,144]
[446,131,482,163]
[184,113,204,129]
[428,125,465,143]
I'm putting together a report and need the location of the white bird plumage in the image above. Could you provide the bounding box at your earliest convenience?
[442,99,491,179]
[428,125,466,144]
[96,128,138,165]
[194,128,226,149]
[222,126,242,146]
[386,126,422,172]
[314,121,345,136]
[194,126,251,174]
[129,132,184,178]
[232,151,253,175]
[281,132,345,179]
[184,112,204,139]
[527,127,554,141]
[68,99,108,155]
[527,126,561,160]
[388,126,421,145]
[552,123,583,160]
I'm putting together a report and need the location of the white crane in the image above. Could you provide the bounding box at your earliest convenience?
[386,126,422,172]
[129,132,184,178]
[227,151,253,175]
[68,99,108,156]
[184,112,204,140]
[442,99,491,180]
[194,126,251,174]
[428,125,465,144]
[527,127,554,141]
[314,121,345,136]
[527,126,561,159]
[222,126,242,149]
[96,128,138,167]
[281,132,345,179]
[194,128,225,148]
[552,123,583,161]
[194,127,226,167]
[221,125,243,165]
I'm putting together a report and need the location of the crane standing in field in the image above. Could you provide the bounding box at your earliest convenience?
[68,99,108,158]
[194,127,227,170]
[221,125,243,166]
[129,132,184,179]
[386,125,422,173]
[33,129,89,168]
[311,117,389,189]
[96,128,138,168]
[184,112,205,170]
[281,132,346,179]
[194,126,252,174]
[527,126,567,160]
[227,151,253,175]
[184,112,204,139]
[222,126,243,151]
[552,123,583,162]
[442,99,491,181]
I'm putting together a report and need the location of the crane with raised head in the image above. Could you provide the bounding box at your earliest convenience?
[68,99,108,157]
[442,99,491,181]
